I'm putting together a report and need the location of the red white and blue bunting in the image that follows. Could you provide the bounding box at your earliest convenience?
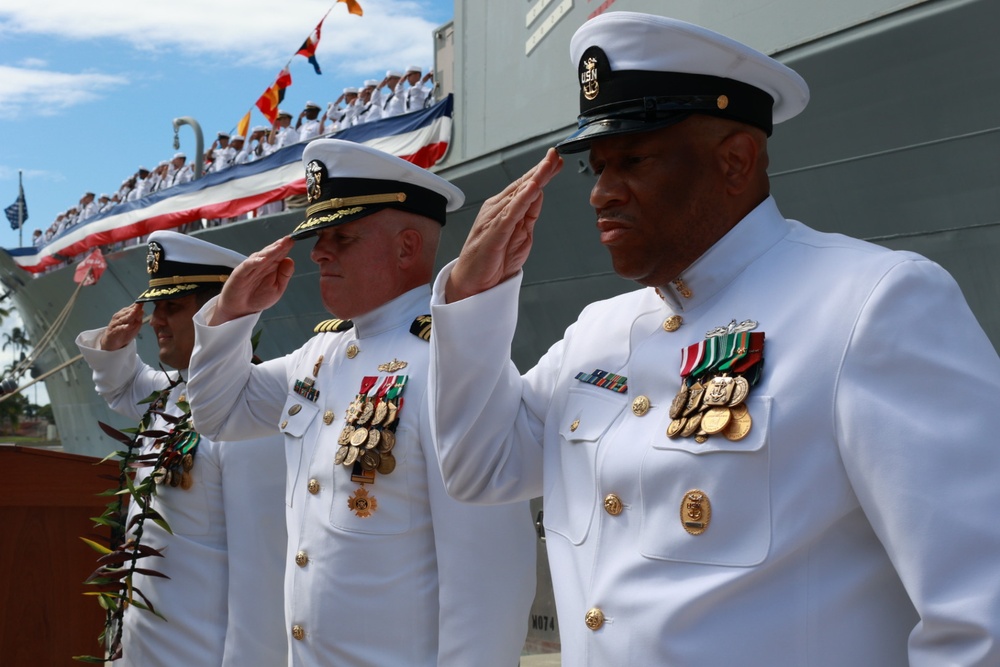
[7,96,453,274]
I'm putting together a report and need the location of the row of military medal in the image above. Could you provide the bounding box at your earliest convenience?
[667,373,753,443]
[335,385,404,476]
[152,430,201,490]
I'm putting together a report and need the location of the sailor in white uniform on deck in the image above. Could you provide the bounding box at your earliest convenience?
[185,139,535,666]
[427,11,1000,666]
[76,231,287,667]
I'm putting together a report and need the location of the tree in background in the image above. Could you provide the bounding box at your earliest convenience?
[2,326,31,359]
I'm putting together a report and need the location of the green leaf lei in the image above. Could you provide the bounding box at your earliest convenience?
[75,372,201,663]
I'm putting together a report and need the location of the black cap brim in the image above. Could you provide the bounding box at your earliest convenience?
[555,113,691,154]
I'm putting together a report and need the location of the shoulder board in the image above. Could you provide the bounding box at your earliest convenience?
[410,315,432,342]
[314,318,354,334]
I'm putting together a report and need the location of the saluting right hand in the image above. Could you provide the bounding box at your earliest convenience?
[100,302,145,351]
[445,148,563,303]
[210,236,296,325]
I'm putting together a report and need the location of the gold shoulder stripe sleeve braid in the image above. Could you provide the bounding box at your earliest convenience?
[410,315,432,342]
[314,318,355,333]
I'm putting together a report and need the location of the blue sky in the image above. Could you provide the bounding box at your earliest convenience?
[0,0,453,406]
[0,0,453,250]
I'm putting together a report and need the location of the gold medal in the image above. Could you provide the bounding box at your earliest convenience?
[666,418,686,438]
[683,381,705,417]
[346,398,363,423]
[701,406,732,434]
[728,376,750,407]
[335,445,349,465]
[350,427,369,447]
[384,400,398,427]
[704,375,733,406]
[372,400,388,426]
[668,385,688,420]
[378,429,396,453]
[344,445,361,466]
[377,451,397,475]
[694,432,709,444]
[360,449,381,471]
[338,424,355,445]
[723,406,752,441]
[347,486,377,517]
[680,412,702,437]
[357,399,374,426]
[365,428,381,450]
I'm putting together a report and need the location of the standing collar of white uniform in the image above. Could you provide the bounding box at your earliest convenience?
[656,195,790,312]
[350,284,431,339]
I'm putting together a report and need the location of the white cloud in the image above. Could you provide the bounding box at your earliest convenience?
[0,1,443,118]
[0,0,442,68]
[0,66,128,120]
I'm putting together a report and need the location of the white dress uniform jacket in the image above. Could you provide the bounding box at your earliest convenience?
[273,126,300,151]
[209,146,237,174]
[428,196,1000,666]
[383,85,405,118]
[404,83,429,112]
[76,329,288,667]
[169,165,194,187]
[186,285,536,667]
[296,119,322,143]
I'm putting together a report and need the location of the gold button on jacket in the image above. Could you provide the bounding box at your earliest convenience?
[604,493,623,516]
[307,479,320,494]
[295,551,309,567]
[585,607,605,631]
[632,395,650,416]
[291,624,305,640]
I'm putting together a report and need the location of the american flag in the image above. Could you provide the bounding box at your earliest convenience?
[4,176,27,230]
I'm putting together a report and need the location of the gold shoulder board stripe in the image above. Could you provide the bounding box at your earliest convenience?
[410,315,432,342]
[314,319,355,333]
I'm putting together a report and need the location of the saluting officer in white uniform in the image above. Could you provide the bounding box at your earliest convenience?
[379,70,404,118]
[354,79,382,125]
[398,65,431,113]
[428,11,1000,666]
[207,133,236,173]
[185,140,535,666]
[295,102,323,143]
[76,231,287,667]
[167,152,194,188]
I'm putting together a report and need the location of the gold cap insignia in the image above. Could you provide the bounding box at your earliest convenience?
[146,241,162,275]
[305,160,327,204]
[581,56,599,101]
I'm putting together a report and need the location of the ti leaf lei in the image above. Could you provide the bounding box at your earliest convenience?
[75,371,200,663]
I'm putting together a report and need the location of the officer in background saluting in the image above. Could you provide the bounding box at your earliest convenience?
[185,139,535,666]
[427,11,1000,666]
[76,231,287,667]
